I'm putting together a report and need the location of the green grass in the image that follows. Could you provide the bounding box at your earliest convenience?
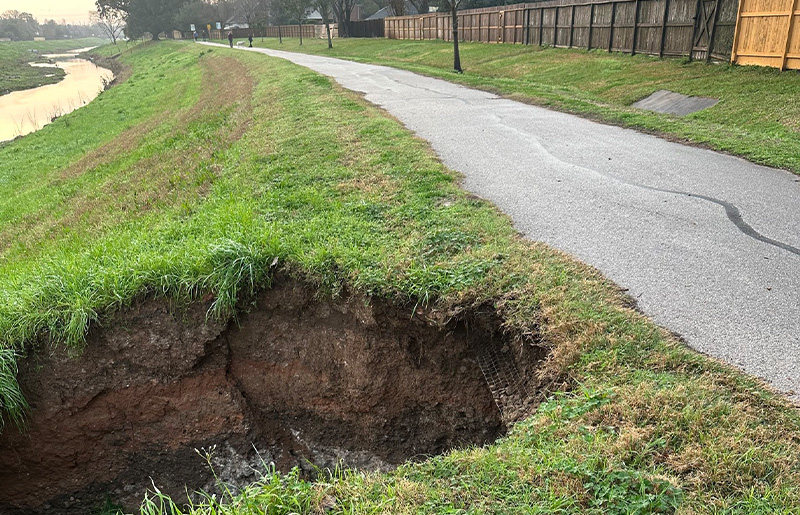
[0,38,108,94]
[2,41,800,513]
[246,37,800,173]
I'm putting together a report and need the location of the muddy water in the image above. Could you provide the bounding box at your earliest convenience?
[0,48,113,141]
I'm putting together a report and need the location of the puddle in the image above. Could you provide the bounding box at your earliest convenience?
[0,47,113,142]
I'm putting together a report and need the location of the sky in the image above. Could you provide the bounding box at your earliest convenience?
[0,0,97,24]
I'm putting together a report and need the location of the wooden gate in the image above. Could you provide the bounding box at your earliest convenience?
[731,0,800,69]
[691,0,723,60]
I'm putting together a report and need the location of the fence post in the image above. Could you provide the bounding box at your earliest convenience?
[569,5,576,47]
[659,0,670,57]
[705,0,721,61]
[524,8,531,45]
[500,10,505,43]
[780,0,800,69]
[539,8,544,45]
[688,0,702,60]
[554,6,559,46]
[609,2,617,52]
[632,0,641,54]
[730,0,745,62]
[588,3,595,49]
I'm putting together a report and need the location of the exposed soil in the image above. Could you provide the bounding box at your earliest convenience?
[0,278,545,514]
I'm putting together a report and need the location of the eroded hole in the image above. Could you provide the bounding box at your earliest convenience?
[0,278,545,514]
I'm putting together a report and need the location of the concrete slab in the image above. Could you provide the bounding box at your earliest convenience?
[632,89,719,116]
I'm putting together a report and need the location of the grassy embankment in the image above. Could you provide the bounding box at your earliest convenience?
[2,41,800,513]
[0,37,108,95]
[246,37,800,174]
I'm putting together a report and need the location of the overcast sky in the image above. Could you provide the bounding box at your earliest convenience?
[0,0,97,24]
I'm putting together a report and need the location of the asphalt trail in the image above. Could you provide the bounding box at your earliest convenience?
[209,43,800,400]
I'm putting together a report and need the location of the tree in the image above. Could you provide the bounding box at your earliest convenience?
[91,5,126,43]
[235,0,268,28]
[387,0,406,16]
[408,0,429,14]
[332,0,355,37]
[97,0,185,40]
[210,0,237,27]
[39,19,66,40]
[282,0,309,45]
[438,0,463,72]
[0,10,38,40]
[174,0,217,31]
[313,0,334,48]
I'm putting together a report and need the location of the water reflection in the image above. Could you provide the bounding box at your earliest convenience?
[0,48,114,141]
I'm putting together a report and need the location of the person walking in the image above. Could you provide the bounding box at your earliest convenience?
[227,32,234,48]
[193,30,198,42]
[248,34,253,47]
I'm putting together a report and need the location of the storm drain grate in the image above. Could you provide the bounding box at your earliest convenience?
[475,341,528,420]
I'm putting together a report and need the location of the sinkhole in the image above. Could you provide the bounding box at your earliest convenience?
[0,278,545,514]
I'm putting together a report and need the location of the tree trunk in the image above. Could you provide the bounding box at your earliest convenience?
[451,7,461,72]
[298,22,303,45]
[341,6,353,36]
[279,24,282,43]
[325,22,333,48]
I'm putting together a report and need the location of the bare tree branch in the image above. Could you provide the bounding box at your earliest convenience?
[91,5,126,44]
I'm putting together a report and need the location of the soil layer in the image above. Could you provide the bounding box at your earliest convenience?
[0,278,543,513]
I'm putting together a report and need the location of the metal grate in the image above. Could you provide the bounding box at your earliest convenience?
[474,340,528,420]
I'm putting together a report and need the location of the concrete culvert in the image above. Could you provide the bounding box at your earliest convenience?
[0,278,546,514]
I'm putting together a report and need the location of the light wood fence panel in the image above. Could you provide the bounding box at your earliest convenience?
[732,0,800,68]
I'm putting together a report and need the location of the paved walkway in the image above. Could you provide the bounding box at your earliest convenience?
[208,43,800,400]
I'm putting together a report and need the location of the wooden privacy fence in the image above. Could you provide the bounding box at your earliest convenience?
[211,25,318,40]
[344,19,386,37]
[385,0,738,60]
[731,0,800,69]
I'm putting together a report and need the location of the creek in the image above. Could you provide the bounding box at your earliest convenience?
[0,46,113,142]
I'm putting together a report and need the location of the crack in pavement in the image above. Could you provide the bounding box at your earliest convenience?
[492,119,800,259]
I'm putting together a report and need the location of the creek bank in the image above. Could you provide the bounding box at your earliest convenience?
[0,278,546,514]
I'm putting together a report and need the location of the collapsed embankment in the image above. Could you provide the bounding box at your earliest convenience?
[0,278,545,514]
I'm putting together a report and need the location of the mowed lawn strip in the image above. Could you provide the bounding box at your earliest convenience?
[247,37,800,174]
[1,41,799,513]
[0,37,108,94]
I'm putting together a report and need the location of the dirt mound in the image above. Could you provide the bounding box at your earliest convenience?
[0,278,545,513]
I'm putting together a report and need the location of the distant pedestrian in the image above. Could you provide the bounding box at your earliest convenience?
[192,31,198,42]
[248,34,253,47]
[228,32,234,48]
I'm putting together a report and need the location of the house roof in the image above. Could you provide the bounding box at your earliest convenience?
[366,1,419,20]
